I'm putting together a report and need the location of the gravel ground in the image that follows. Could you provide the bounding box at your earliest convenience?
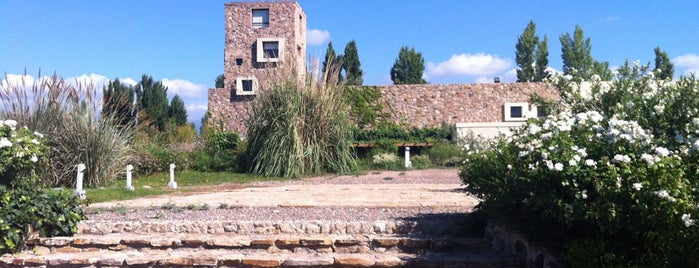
[86,169,473,222]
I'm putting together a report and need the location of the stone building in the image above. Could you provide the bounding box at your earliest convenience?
[208,1,559,138]
[209,1,306,132]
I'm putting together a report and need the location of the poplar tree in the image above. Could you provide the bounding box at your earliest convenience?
[102,78,136,128]
[534,35,550,81]
[560,25,594,81]
[654,46,674,80]
[516,21,539,82]
[342,40,363,86]
[168,95,188,126]
[390,46,427,85]
[322,41,342,84]
[135,75,169,131]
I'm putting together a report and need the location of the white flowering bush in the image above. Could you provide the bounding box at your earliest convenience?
[0,120,48,186]
[372,153,399,170]
[461,62,699,266]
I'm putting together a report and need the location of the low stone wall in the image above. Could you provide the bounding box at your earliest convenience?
[207,82,559,135]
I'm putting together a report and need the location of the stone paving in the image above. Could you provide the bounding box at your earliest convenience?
[90,170,480,209]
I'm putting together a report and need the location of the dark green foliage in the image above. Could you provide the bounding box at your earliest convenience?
[101,78,136,128]
[0,185,85,253]
[593,60,613,80]
[192,128,240,172]
[390,46,427,85]
[516,21,539,82]
[342,40,363,86]
[654,46,674,80]
[135,75,169,131]
[517,21,549,82]
[353,122,455,144]
[168,95,188,126]
[560,25,594,81]
[244,77,356,178]
[322,42,343,84]
[534,35,550,81]
[215,74,225,88]
[343,86,391,129]
[426,142,463,167]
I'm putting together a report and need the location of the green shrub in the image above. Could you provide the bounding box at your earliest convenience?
[244,69,356,178]
[409,154,433,169]
[372,152,399,170]
[0,121,48,186]
[426,142,463,167]
[460,63,699,266]
[191,128,241,172]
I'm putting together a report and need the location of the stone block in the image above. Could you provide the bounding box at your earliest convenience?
[300,238,333,247]
[375,256,407,267]
[217,253,243,266]
[242,255,284,267]
[282,256,335,266]
[373,237,400,247]
[334,255,376,267]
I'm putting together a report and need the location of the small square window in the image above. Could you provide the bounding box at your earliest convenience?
[504,103,529,122]
[235,58,243,66]
[252,9,269,28]
[256,38,284,63]
[235,77,257,96]
[535,105,549,118]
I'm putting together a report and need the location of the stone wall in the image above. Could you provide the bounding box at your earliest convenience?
[207,82,559,135]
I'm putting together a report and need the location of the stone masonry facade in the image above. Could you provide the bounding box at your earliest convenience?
[208,1,560,134]
[209,82,559,134]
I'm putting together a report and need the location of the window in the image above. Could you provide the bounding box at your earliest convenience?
[504,102,529,122]
[235,77,258,96]
[256,38,284,63]
[252,9,269,28]
[533,105,549,118]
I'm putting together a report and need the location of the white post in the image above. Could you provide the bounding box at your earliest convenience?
[125,164,135,191]
[404,146,412,168]
[73,163,87,199]
[168,163,177,189]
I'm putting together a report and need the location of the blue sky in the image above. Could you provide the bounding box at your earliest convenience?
[2,0,699,125]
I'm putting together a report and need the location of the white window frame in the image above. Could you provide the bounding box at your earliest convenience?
[256,38,284,63]
[252,9,269,28]
[504,102,529,122]
[235,77,258,96]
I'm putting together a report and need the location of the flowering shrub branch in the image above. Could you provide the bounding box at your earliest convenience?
[461,62,699,266]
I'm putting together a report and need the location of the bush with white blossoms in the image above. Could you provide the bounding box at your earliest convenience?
[460,62,699,266]
[372,153,399,170]
[0,120,48,186]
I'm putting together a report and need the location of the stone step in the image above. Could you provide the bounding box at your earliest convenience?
[78,219,466,236]
[23,233,494,256]
[1,248,525,267]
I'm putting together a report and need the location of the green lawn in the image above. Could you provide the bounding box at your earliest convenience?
[84,171,288,203]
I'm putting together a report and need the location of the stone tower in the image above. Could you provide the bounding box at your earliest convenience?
[209,1,306,133]
[224,1,306,95]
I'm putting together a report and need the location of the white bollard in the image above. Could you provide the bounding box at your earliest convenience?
[73,163,87,199]
[404,146,412,168]
[125,164,135,191]
[168,163,177,189]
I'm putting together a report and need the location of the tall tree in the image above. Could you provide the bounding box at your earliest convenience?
[102,78,135,128]
[516,21,539,82]
[654,46,674,80]
[135,74,169,131]
[168,95,188,126]
[593,60,613,80]
[322,41,342,84]
[560,25,594,81]
[342,40,363,86]
[215,74,225,88]
[390,46,427,85]
[534,35,550,81]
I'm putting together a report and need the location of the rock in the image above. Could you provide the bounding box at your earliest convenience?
[242,255,284,267]
[282,256,335,266]
[334,255,376,267]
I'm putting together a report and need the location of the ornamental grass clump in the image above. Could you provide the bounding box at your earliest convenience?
[460,62,699,266]
[0,72,133,187]
[244,62,356,178]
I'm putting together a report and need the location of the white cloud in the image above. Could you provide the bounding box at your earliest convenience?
[307,29,330,46]
[162,78,207,98]
[673,54,699,75]
[186,103,208,122]
[121,78,138,87]
[66,73,111,91]
[425,53,513,81]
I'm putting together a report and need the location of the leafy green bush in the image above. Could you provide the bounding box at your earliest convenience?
[460,63,699,266]
[353,122,455,143]
[191,128,240,172]
[426,142,463,167]
[0,120,48,186]
[244,73,356,178]
[372,153,399,170]
[409,154,433,169]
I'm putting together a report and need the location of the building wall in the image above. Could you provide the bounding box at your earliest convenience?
[207,82,559,135]
[223,1,305,92]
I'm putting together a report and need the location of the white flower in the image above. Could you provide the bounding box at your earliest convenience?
[585,159,597,167]
[554,162,564,171]
[545,160,554,170]
[640,153,658,166]
[33,131,44,138]
[613,154,632,164]
[30,155,38,162]
[654,104,665,113]
[581,190,588,199]
[3,120,17,130]
[0,137,12,148]
[30,139,39,145]
[568,159,578,167]
[654,190,677,202]
[682,214,695,227]
[632,183,643,191]
[654,147,670,157]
